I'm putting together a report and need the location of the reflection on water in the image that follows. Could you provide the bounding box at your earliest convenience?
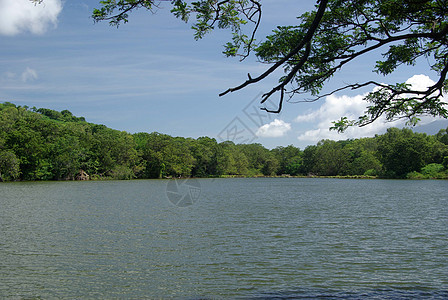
[0,178,447,298]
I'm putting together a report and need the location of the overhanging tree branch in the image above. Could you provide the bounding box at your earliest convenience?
[91,0,448,131]
[260,42,312,113]
[219,0,329,97]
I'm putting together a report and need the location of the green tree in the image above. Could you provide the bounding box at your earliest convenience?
[427,134,448,165]
[133,132,167,178]
[88,125,139,178]
[5,120,50,180]
[271,145,303,175]
[301,145,318,176]
[237,143,276,175]
[443,156,448,170]
[0,150,20,181]
[61,122,100,176]
[0,104,55,180]
[261,156,279,176]
[377,128,432,177]
[92,0,448,128]
[436,127,448,145]
[50,135,82,180]
[342,138,382,175]
[312,140,349,176]
[421,163,445,178]
[189,137,219,177]
[161,137,196,177]
[215,142,235,175]
[215,141,249,175]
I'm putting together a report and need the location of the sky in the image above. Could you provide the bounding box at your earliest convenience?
[1,0,447,149]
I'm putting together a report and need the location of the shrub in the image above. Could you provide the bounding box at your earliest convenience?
[364,169,378,177]
[406,171,425,179]
[421,163,445,178]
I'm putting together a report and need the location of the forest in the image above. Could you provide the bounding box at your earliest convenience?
[0,102,447,181]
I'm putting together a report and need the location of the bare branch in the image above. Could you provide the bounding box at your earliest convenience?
[261,88,285,113]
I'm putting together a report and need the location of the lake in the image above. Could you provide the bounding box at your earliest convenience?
[1,178,447,299]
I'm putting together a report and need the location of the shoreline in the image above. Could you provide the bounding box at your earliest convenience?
[2,174,447,183]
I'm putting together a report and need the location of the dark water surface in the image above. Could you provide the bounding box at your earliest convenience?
[1,178,447,299]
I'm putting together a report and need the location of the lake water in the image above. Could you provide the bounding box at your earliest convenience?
[1,178,447,299]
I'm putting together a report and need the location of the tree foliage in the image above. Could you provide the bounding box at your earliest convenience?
[1,102,447,181]
[377,127,432,177]
[91,0,448,129]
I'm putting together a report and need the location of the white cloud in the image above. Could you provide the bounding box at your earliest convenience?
[256,119,291,138]
[295,93,368,124]
[0,0,63,36]
[21,67,38,82]
[406,74,435,91]
[295,74,445,143]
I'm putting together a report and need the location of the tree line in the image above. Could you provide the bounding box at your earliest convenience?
[0,102,447,181]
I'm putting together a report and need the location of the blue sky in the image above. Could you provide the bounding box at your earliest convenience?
[1,0,447,149]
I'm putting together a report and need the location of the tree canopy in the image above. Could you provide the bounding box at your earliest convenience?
[91,0,448,131]
[1,102,448,181]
